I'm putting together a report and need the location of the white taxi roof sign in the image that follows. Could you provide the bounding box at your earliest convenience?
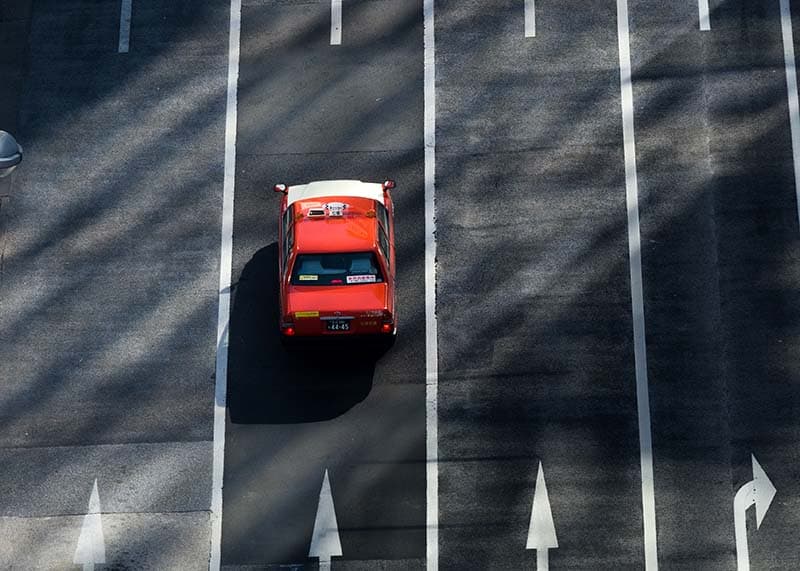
[287,180,385,207]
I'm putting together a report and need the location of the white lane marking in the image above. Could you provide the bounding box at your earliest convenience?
[698,0,710,31]
[734,455,777,571]
[209,0,241,568]
[751,455,776,529]
[615,0,658,569]
[780,0,800,228]
[74,479,106,571]
[331,0,342,45]
[525,0,536,38]
[526,462,557,570]
[423,0,439,569]
[309,470,343,571]
[118,0,133,53]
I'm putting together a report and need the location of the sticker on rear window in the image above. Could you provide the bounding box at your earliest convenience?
[347,274,377,284]
[295,310,319,318]
[298,274,318,281]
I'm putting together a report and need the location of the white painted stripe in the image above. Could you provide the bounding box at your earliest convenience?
[73,479,106,569]
[118,0,133,53]
[698,0,710,31]
[536,550,548,571]
[780,0,800,229]
[331,0,342,45]
[423,0,439,569]
[526,462,558,551]
[309,470,343,561]
[615,0,658,569]
[209,0,241,569]
[525,0,536,38]
[733,483,753,571]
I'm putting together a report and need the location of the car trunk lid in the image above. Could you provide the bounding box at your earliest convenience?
[286,284,389,335]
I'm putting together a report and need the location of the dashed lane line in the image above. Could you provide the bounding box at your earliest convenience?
[699,0,710,31]
[209,0,242,569]
[525,0,536,38]
[615,0,659,568]
[331,0,342,45]
[118,0,133,53]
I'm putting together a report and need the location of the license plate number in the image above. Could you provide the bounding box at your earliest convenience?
[326,320,350,331]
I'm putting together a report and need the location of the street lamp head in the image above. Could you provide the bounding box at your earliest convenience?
[0,130,23,178]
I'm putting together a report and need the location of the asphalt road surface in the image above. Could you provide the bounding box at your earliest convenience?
[0,0,228,567]
[220,0,426,568]
[435,0,643,568]
[1,0,800,569]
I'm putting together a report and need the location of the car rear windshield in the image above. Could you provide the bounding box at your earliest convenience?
[290,252,385,286]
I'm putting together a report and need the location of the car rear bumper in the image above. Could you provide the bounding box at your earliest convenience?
[282,315,395,337]
[280,330,396,352]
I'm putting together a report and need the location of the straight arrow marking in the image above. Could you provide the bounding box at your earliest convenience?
[309,470,342,571]
[527,462,557,570]
[73,479,106,570]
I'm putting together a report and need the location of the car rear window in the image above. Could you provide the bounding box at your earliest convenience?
[290,252,385,286]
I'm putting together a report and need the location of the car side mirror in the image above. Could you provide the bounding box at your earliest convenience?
[0,131,22,179]
[382,179,396,190]
[274,183,287,194]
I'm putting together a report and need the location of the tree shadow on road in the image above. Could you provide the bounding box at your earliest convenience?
[227,242,390,424]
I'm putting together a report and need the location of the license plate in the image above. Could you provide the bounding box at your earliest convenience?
[326,319,350,332]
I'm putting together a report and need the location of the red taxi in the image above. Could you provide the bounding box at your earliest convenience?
[274,179,397,340]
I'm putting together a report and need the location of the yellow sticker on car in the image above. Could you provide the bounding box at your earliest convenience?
[295,310,319,318]
[298,274,318,281]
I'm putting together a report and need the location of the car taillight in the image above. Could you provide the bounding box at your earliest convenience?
[281,323,295,336]
[381,311,394,334]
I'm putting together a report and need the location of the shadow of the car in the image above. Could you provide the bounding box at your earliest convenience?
[227,243,389,424]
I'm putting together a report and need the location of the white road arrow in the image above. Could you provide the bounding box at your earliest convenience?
[526,461,558,570]
[734,455,776,571]
[309,470,342,571]
[73,479,106,571]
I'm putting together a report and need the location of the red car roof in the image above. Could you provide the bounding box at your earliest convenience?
[292,195,380,253]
